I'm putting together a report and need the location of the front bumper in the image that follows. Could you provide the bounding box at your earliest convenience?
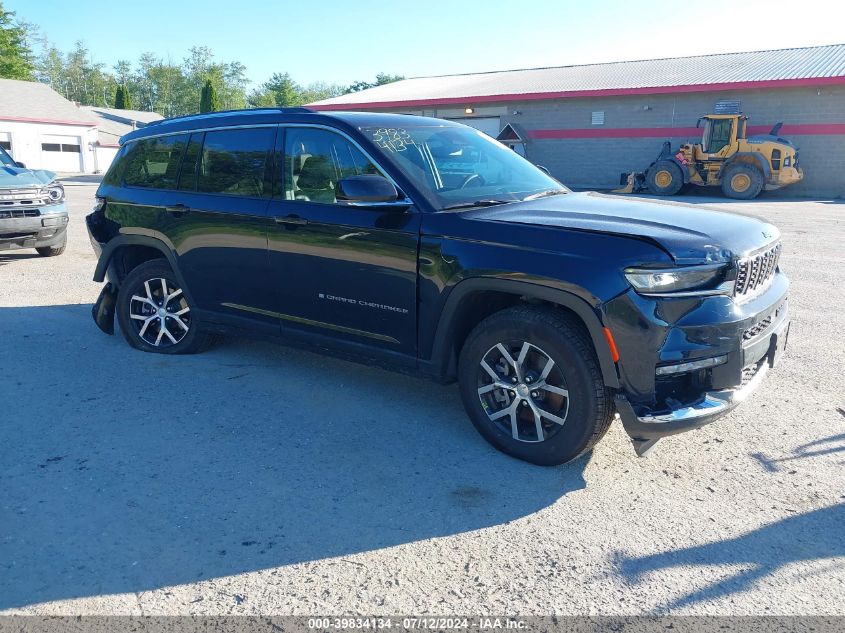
[0,205,68,251]
[765,166,803,190]
[605,271,790,453]
[615,313,789,454]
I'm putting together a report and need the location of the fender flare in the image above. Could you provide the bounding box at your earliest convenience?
[92,234,192,301]
[428,277,620,388]
[722,153,771,179]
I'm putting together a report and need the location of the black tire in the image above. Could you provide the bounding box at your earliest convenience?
[36,236,66,257]
[721,164,764,200]
[458,306,615,466]
[116,259,211,354]
[645,160,684,196]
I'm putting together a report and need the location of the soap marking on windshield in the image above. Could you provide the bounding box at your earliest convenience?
[371,128,415,153]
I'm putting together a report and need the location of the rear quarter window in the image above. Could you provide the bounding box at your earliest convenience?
[123,134,190,190]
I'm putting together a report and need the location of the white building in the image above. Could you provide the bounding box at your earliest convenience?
[81,106,164,172]
[0,79,162,174]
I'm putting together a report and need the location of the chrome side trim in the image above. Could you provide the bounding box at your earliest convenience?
[221,302,400,345]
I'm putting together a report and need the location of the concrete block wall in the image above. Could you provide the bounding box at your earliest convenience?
[492,86,845,198]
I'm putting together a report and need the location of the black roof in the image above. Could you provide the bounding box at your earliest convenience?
[120,107,458,144]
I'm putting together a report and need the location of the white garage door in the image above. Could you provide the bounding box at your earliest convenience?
[449,117,501,138]
[40,134,83,172]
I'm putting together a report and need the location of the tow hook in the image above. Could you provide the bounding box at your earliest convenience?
[92,282,117,335]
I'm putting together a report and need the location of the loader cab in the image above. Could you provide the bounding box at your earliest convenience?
[697,114,743,156]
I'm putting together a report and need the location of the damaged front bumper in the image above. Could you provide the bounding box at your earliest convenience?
[616,317,787,455]
[606,272,790,456]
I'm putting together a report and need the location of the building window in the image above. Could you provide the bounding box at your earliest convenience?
[0,141,10,151]
[41,142,81,153]
[591,111,605,125]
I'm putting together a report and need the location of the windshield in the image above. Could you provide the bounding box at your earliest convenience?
[0,146,15,167]
[362,124,567,209]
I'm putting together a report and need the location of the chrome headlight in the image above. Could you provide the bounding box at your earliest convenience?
[624,264,733,297]
[43,182,65,204]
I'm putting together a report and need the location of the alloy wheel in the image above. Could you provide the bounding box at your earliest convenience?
[476,341,570,442]
[128,277,191,347]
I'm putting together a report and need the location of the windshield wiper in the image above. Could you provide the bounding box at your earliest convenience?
[522,188,568,201]
[440,199,513,211]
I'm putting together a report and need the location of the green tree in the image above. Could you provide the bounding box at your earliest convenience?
[0,2,34,79]
[114,83,132,109]
[344,72,404,94]
[199,78,219,113]
[260,72,300,106]
[114,84,124,108]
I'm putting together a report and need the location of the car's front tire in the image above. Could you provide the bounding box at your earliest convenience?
[116,259,210,354]
[36,235,66,257]
[458,306,615,466]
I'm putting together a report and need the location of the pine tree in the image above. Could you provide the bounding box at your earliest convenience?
[114,84,125,109]
[199,78,219,113]
[121,83,132,109]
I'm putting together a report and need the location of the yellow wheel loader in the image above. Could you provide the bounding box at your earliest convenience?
[615,113,803,200]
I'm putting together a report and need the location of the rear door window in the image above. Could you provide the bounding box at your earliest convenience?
[123,134,190,189]
[196,128,275,198]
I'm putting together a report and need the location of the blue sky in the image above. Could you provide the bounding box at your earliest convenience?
[8,0,841,87]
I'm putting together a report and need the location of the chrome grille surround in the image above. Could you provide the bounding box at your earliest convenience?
[0,187,49,210]
[734,242,781,300]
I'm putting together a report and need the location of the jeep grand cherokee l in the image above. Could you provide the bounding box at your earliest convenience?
[86,109,790,465]
[1,145,68,256]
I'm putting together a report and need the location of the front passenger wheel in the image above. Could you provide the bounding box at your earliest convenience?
[116,259,210,354]
[458,306,615,466]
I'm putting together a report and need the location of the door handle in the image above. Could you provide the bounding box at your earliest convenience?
[165,204,190,215]
[275,214,308,226]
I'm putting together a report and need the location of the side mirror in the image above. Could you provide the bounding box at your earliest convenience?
[337,175,408,207]
[14,161,25,168]
[536,165,551,176]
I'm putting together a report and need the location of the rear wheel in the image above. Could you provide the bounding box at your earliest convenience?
[116,259,210,354]
[646,161,684,196]
[458,306,614,466]
[721,164,763,199]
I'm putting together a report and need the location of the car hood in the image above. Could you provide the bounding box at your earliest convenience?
[0,165,57,188]
[464,191,780,263]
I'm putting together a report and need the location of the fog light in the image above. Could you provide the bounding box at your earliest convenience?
[42,217,58,227]
[656,355,728,376]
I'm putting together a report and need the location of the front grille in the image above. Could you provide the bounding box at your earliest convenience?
[0,208,40,219]
[735,242,781,298]
[0,187,49,209]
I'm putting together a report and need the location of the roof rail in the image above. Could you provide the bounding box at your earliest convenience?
[145,106,314,127]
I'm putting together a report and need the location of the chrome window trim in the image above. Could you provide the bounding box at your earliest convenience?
[122,123,410,204]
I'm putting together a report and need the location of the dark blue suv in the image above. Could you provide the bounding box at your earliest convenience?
[86,108,790,465]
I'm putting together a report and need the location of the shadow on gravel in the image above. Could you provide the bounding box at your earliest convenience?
[752,432,845,472]
[0,252,41,266]
[0,303,588,609]
[614,503,845,611]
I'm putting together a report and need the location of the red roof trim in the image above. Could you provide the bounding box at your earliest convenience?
[0,115,97,127]
[309,76,845,111]
[529,122,845,139]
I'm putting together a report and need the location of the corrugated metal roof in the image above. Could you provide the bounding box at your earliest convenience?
[312,44,845,107]
[0,79,98,124]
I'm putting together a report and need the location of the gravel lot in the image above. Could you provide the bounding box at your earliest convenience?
[1,183,843,616]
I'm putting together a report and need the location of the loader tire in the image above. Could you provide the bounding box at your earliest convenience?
[646,161,684,196]
[721,164,764,200]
